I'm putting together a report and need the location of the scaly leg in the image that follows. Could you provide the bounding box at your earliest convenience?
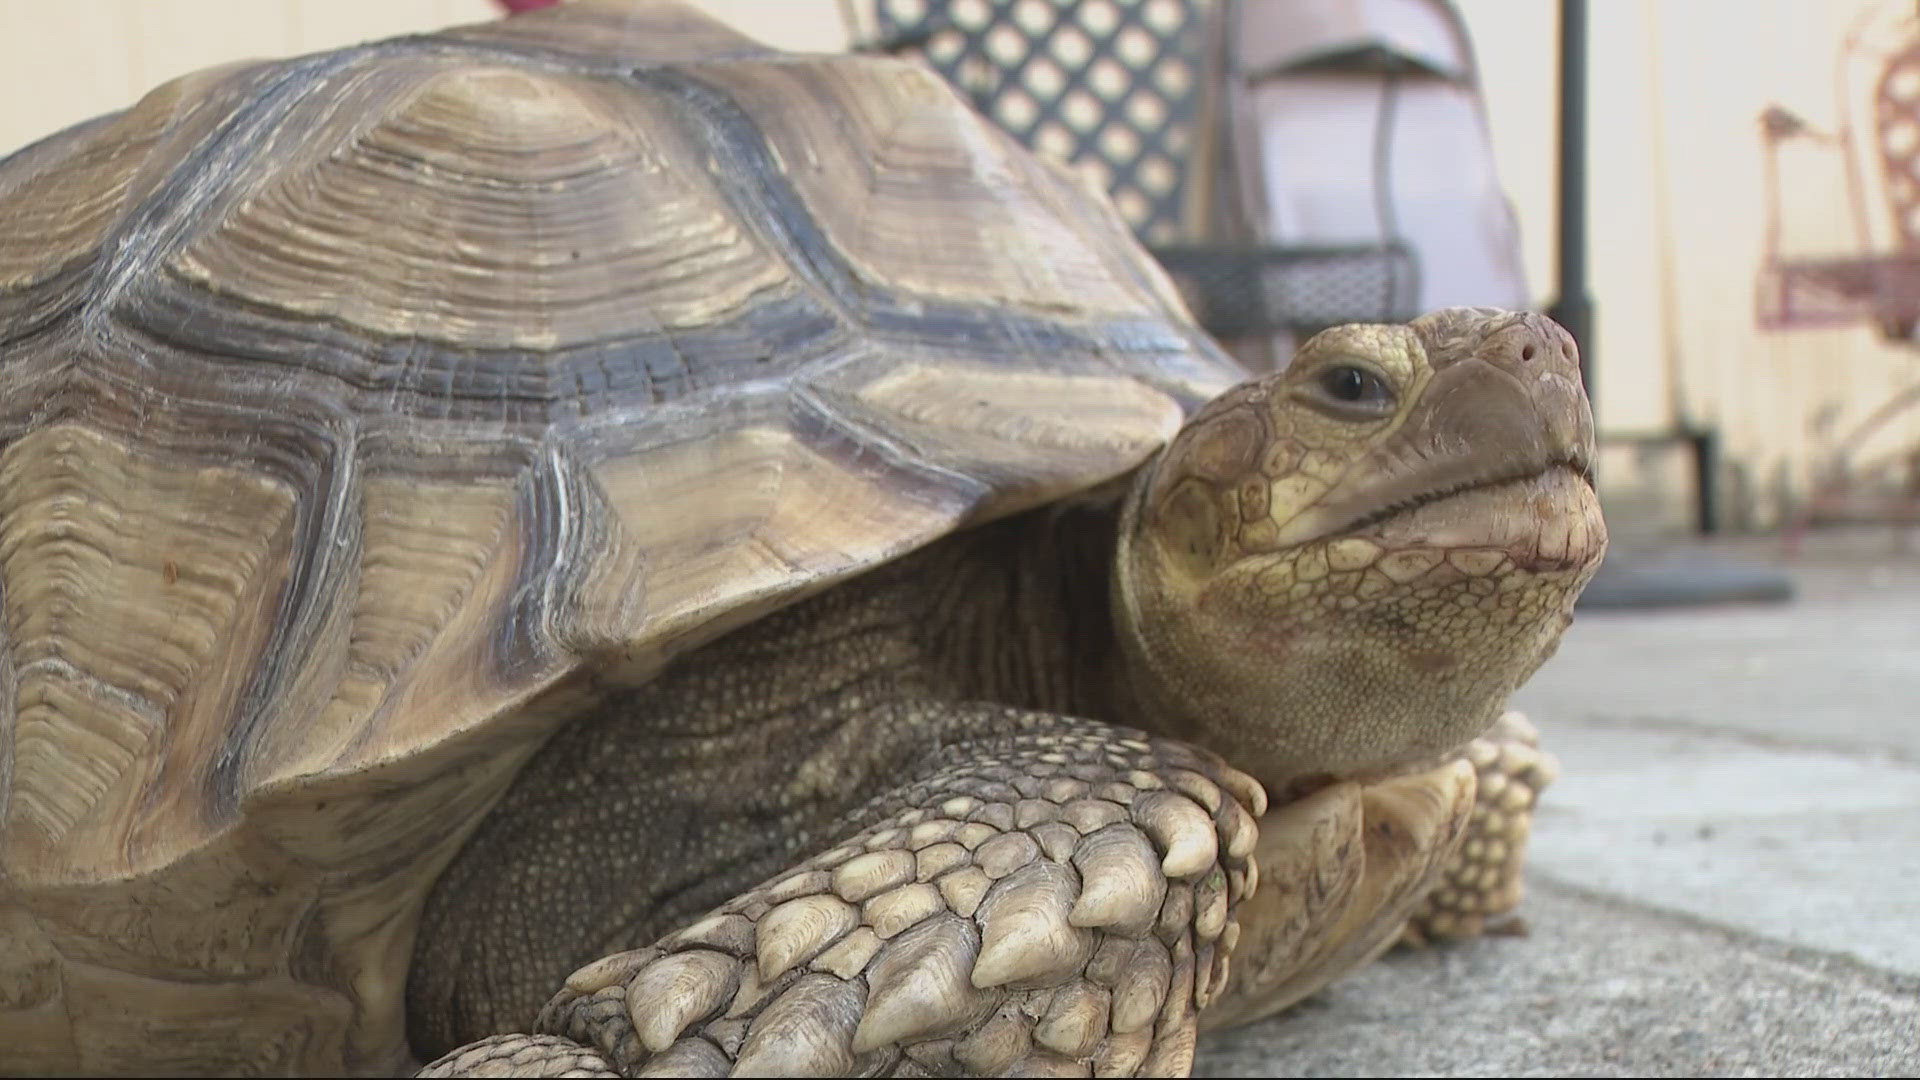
[1197,710,1557,1031]
[421,711,1263,1078]
[417,1034,616,1077]
[1401,710,1558,945]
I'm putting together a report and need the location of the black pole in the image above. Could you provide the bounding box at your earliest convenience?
[1550,0,1794,607]
[1547,0,1594,413]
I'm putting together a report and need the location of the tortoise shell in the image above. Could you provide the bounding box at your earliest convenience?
[0,0,1242,1071]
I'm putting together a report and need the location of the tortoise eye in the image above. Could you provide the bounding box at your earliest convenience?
[1324,367,1360,401]
[1305,364,1396,416]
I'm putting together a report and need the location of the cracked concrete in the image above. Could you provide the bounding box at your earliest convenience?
[1196,530,1920,1077]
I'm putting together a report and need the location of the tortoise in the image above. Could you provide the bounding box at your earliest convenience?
[0,1,1603,1075]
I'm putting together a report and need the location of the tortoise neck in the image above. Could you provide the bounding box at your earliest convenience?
[912,485,1131,722]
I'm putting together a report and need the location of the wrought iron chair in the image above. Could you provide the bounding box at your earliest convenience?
[858,0,1419,347]
[1756,1,1920,546]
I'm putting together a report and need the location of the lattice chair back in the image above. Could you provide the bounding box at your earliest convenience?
[868,0,1423,355]
[873,0,1203,246]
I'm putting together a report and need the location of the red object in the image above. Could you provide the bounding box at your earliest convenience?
[496,0,561,13]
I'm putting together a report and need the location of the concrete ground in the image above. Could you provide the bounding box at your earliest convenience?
[1195,528,1920,1077]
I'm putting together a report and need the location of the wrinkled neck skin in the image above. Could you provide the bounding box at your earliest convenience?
[940,477,1472,790]
[931,453,1592,801]
[1102,448,1597,800]
[921,484,1131,724]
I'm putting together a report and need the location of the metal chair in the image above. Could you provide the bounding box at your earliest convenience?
[1756,2,1920,547]
[858,0,1419,347]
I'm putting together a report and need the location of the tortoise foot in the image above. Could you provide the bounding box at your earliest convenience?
[1401,710,1559,945]
[443,722,1263,1077]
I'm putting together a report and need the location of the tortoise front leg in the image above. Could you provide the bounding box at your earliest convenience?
[1198,711,1558,1032]
[417,1034,617,1077]
[420,711,1261,1078]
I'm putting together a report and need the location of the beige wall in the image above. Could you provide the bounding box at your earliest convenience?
[0,0,847,151]
[1459,0,1920,532]
[4,0,1917,533]
[0,0,496,150]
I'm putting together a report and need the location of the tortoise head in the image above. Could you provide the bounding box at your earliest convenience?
[1114,308,1606,793]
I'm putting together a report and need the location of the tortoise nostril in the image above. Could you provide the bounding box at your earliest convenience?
[1521,344,1536,362]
